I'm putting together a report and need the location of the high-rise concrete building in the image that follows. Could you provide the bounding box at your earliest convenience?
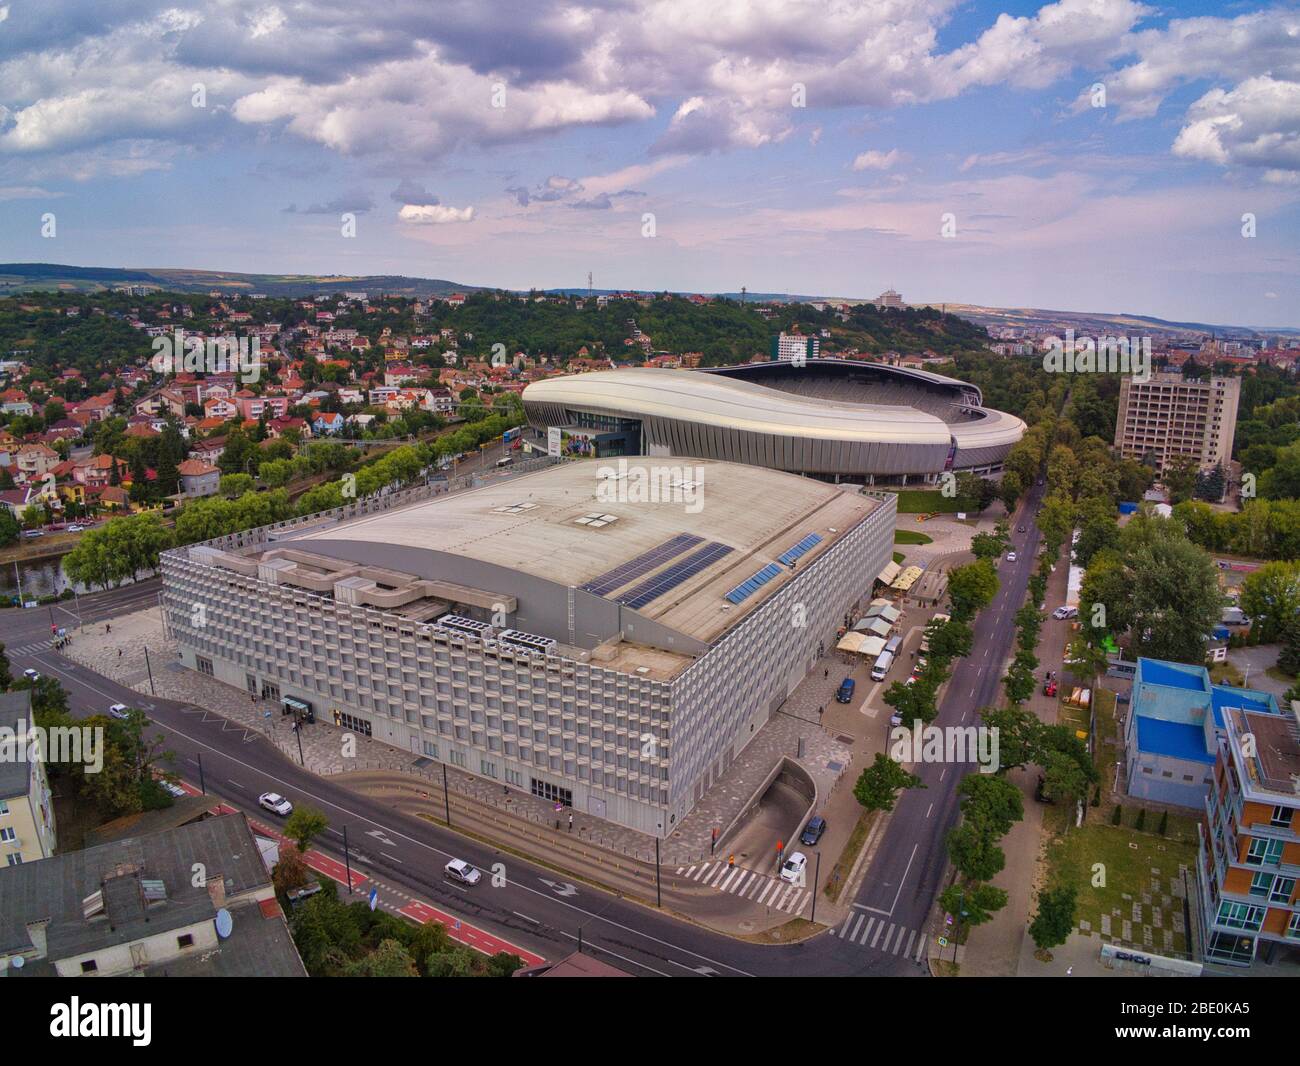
[1197,703,1300,966]
[1113,372,1239,473]
[771,332,819,362]
[162,458,895,835]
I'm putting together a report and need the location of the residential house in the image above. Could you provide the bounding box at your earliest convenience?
[0,813,306,976]
[177,458,220,498]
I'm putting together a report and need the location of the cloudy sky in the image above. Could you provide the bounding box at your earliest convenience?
[1,0,1297,326]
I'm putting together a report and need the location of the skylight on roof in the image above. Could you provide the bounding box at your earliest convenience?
[575,512,620,527]
[492,502,538,515]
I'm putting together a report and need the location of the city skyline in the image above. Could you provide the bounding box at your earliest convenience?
[1,0,1298,325]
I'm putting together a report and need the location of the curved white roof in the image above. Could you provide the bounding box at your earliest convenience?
[524,368,955,446]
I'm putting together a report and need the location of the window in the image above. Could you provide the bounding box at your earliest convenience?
[6,854,20,866]
[196,656,214,677]
[1289,913,1300,940]
[1216,901,1265,932]
[530,777,572,807]
[1271,877,1296,905]
[81,960,98,973]
[0,827,15,843]
[0,800,8,816]
[1246,837,1284,867]
[1249,872,1274,898]
[177,934,194,949]
[1270,805,1293,829]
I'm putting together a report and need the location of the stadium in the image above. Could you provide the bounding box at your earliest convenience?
[521,359,1026,483]
[162,457,896,834]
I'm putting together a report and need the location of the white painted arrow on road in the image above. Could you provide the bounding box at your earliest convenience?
[366,829,397,847]
[539,878,578,897]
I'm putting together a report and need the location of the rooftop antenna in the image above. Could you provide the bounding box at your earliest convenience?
[740,286,747,304]
[587,271,593,300]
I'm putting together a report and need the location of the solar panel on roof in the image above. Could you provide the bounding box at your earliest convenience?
[579,533,704,596]
[724,563,783,604]
[778,532,823,567]
[620,541,734,610]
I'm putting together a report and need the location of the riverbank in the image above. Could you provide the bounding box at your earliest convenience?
[0,532,79,566]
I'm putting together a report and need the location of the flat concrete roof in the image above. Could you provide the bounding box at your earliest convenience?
[281,457,881,645]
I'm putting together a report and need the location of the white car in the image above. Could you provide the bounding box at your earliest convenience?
[444,859,482,886]
[22,668,39,681]
[780,851,809,884]
[160,779,187,798]
[66,524,86,533]
[1052,606,1079,620]
[108,703,130,719]
[258,792,293,816]
[1005,551,1017,563]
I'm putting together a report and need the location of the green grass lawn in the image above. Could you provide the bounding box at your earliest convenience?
[893,551,906,564]
[894,530,934,545]
[889,490,964,514]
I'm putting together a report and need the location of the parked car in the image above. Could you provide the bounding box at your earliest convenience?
[444,858,482,886]
[108,703,130,719]
[1044,679,1058,697]
[258,792,293,816]
[800,816,827,846]
[780,851,809,884]
[22,529,44,538]
[1052,606,1079,620]
[66,524,86,533]
[835,678,856,703]
[22,668,39,681]
[286,881,323,907]
[159,779,187,798]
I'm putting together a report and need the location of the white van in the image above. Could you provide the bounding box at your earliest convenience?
[871,650,895,682]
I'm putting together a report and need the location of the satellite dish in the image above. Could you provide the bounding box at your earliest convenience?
[214,908,233,939]
[11,955,24,969]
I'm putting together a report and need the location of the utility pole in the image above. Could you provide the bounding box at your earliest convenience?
[811,851,821,924]
[442,762,452,827]
[143,645,156,696]
[655,837,661,908]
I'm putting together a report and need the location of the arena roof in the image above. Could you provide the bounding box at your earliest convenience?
[279,456,882,646]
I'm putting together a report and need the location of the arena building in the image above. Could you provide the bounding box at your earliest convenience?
[521,359,1025,483]
[162,457,896,835]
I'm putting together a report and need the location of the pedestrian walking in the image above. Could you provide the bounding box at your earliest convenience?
[728,853,735,868]
[568,813,574,832]
[117,648,122,658]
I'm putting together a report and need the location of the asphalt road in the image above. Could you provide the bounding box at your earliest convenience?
[1,484,1045,978]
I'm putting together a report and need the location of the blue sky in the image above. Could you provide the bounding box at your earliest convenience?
[0,0,1297,326]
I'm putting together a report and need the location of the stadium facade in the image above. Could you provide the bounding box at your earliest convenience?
[162,458,896,835]
[522,359,1026,483]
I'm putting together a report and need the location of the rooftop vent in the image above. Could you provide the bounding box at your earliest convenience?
[492,502,539,515]
[435,614,494,639]
[498,629,557,654]
[575,512,620,527]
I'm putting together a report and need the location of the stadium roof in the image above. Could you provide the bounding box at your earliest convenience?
[525,367,956,446]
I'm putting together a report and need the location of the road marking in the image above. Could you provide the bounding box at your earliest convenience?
[512,911,540,924]
[925,803,933,818]
[905,929,917,957]
[380,851,403,864]
[872,921,888,948]
[228,779,244,789]
[915,934,928,962]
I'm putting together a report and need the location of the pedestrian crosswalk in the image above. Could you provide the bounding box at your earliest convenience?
[7,640,56,657]
[834,910,929,961]
[676,861,812,916]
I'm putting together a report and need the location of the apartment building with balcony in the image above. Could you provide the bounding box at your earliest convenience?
[1114,372,1239,474]
[1197,702,1300,967]
[0,691,57,867]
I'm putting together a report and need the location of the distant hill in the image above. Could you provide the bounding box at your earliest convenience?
[0,263,479,299]
[922,301,1299,341]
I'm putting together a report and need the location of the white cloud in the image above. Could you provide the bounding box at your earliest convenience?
[1172,76,1300,173]
[851,149,903,171]
[399,203,475,224]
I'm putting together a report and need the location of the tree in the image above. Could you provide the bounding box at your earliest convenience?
[219,472,255,498]
[1240,562,1300,644]
[1126,533,1225,664]
[1029,885,1077,952]
[939,880,1009,933]
[1041,750,1092,818]
[0,507,19,548]
[343,938,419,978]
[979,705,1041,772]
[272,848,312,896]
[0,642,10,688]
[853,752,924,813]
[1163,454,1199,504]
[946,820,1005,882]
[284,804,329,853]
[957,773,1024,836]
[948,559,999,621]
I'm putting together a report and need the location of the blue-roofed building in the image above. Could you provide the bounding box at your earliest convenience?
[1124,657,1283,809]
